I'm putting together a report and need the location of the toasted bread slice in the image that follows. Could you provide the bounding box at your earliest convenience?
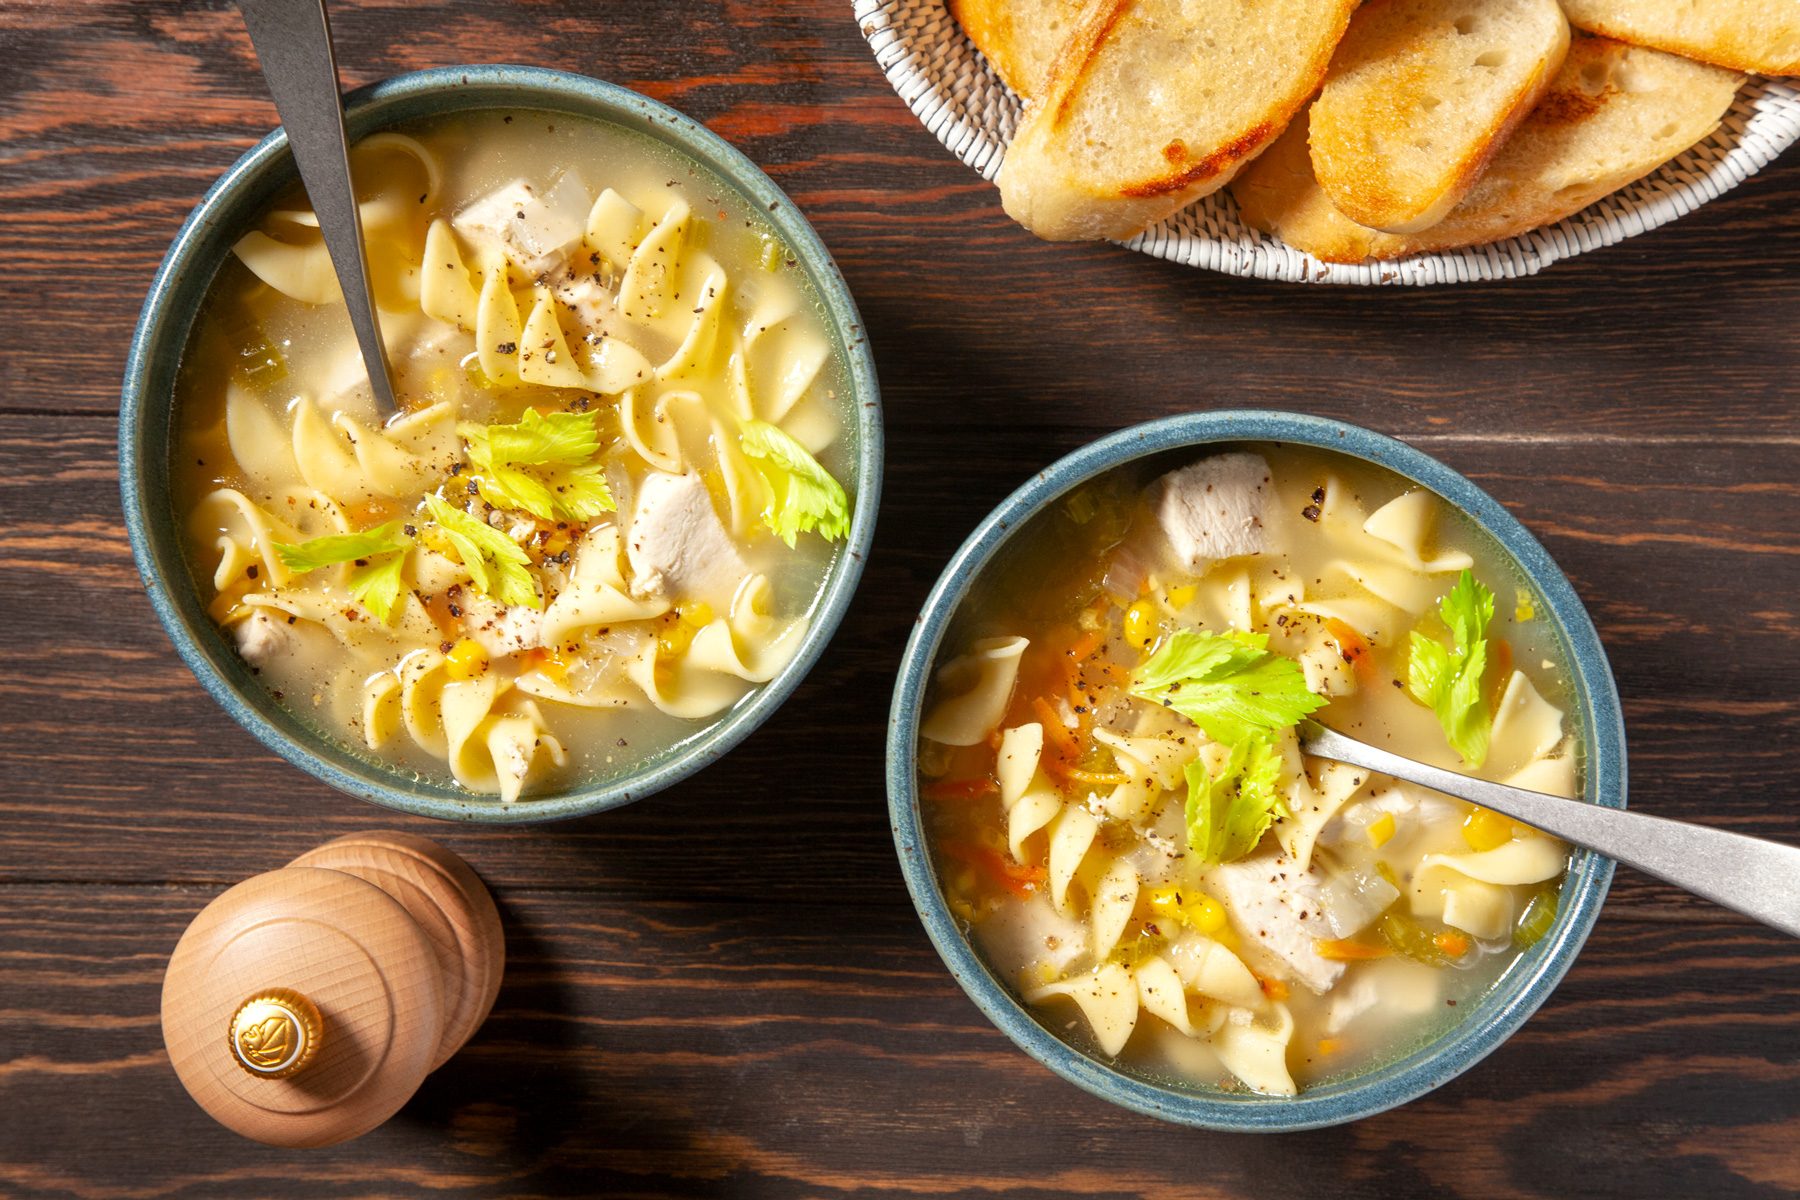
[949,0,1092,100]
[1310,0,1570,233]
[1232,37,1742,263]
[996,0,1357,242]
[1559,0,1800,76]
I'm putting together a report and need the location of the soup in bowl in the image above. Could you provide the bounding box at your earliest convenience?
[122,67,881,821]
[887,413,1623,1129]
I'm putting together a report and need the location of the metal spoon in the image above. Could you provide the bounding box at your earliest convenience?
[1300,720,1800,938]
[238,0,398,416]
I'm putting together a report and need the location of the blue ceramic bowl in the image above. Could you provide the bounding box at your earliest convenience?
[120,65,882,823]
[887,411,1624,1130]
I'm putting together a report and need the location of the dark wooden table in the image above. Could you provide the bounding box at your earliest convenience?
[3,2,1797,1196]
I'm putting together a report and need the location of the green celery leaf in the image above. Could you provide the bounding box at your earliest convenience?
[1130,629,1327,745]
[347,551,408,625]
[470,456,562,522]
[462,408,599,467]
[461,409,614,523]
[425,494,540,610]
[738,418,850,547]
[551,462,615,522]
[273,521,410,574]
[1406,568,1495,766]
[1183,736,1288,867]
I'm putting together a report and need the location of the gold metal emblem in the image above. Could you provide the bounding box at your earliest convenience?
[228,988,322,1078]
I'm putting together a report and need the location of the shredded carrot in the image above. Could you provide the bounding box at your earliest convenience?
[1433,931,1472,958]
[1258,976,1290,1002]
[1324,618,1380,684]
[923,776,1000,802]
[1031,698,1081,763]
[1489,637,1515,711]
[1314,937,1393,961]
[1317,1038,1344,1056]
[939,841,1046,897]
[1066,627,1105,664]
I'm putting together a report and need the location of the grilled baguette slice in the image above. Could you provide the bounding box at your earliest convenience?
[1310,0,1570,233]
[949,0,1091,100]
[1232,37,1742,263]
[1559,0,1800,76]
[996,0,1357,242]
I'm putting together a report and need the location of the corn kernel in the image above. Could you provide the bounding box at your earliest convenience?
[443,638,488,680]
[1463,807,1514,852]
[1366,812,1397,849]
[1164,584,1197,611]
[1185,894,1228,935]
[1149,886,1183,920]
[1124,600,1158,650]
[657,611,703,661]
[680,602,714,629]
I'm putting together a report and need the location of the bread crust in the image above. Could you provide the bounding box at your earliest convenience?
[1310,0,1570,233]
[1233,37,1744,262]
[999,0,1356,241]
[1559,0,1800,75]
[950,0,1093,99]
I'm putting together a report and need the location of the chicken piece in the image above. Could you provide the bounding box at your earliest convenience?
[552,267,616,334]
[452,171,591,277]
[455,588,543,657]
[232,609,296,667]
[1150,453,1272,573]
[625,471,748,604]
[1210,855,1345,994]
[974,893,1092,981]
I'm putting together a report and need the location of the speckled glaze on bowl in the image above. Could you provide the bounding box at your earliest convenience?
[121,65,882,823]
[887,411,1624,1130]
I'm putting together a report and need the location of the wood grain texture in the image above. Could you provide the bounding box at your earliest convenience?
[4,887,1797,1198]
[0,0,1796,1194]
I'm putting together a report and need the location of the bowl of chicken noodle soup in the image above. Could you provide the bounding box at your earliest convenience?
[888,412,1624,1129]
[122,66,880,820]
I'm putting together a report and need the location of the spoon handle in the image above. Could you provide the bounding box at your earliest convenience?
[1300,722,1800,938]
[238,0,397,415]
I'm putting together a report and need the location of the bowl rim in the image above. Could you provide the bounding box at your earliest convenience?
[885,410,1625,1130]
[119,63,883,824]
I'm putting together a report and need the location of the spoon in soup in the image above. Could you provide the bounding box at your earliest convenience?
[237,0,398,416]
[1300,721,1800,938]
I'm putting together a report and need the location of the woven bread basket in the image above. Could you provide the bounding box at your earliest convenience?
[854,0,1800,284]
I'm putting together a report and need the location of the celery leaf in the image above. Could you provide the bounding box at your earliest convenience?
[1407,569,1495,766]
[1130,629,1326,745]
[738,418,850,547]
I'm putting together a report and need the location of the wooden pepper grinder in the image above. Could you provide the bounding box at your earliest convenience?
[160,831,504,1148]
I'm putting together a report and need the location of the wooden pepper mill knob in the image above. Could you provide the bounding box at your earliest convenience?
[161,832,504,1148]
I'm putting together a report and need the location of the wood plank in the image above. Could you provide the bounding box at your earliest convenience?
[0,414,1792,904]
[1,885,1794,1198]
